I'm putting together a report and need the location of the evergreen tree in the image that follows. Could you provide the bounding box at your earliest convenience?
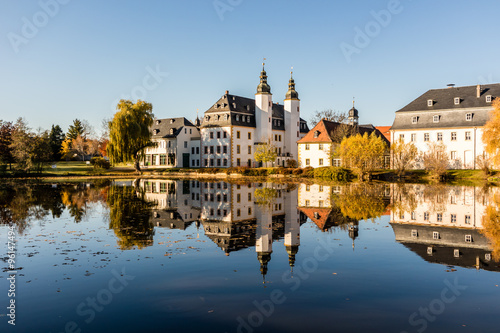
[66,119,86,141]
[49,124,65,161]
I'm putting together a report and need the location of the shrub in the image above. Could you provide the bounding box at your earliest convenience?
[313,167,351,181]
[292,168,303,175]
[303,167,315,177]
[90,157,111,169]
[197,168,221,174]
[286,159,298,168]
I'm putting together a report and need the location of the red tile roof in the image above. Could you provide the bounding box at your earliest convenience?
[375,126,391,143]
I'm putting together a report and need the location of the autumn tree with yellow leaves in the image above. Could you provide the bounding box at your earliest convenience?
[336,132,387,180]
[482,98,500,169]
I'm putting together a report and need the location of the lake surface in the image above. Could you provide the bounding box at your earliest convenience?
[1,179,500,333]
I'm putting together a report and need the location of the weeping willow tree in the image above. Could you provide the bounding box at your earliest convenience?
[335,183,388,221]
[107,100,154,172]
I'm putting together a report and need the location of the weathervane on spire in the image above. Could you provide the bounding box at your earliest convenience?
[291,66,294,78]
[262,58,266,70]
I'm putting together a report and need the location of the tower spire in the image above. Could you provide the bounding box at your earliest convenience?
[285,66,299,100]
[257,59,271,94]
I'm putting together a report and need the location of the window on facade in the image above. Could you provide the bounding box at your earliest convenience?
[411,133,416,142]
[465,131,471,140]
[237,158,240,166]
[399,134,404,141]
[210,146,214,154]
[433,115,440,123]
[217,131,221,138]
[465,215,471,224]
[217,159,221,167]
[433,232,440,240]
[306,159,310,166]
[160,155,167,165]
[424,212,429,221]
[204,146,208,154]
[222,158,227,166]
[466,113,472,121]
[210,132,214,139]
[217,146,221,154]
[223,145,227,154]
[451,151,457,160]
[204,159,208,167]
[223,132,227,138]
[451,214,457,223]
[248,146,251,154]
[145,154,151,166]
[411,211,416,220]
[151,154,157,166]
[237,131,240,139]
[412,116,418,124]
[451,132,457,141]
[437,213,443,222]
[192,147,195,154]
[236,115,239,121]
[319,158,323,166]
[236,145,240,154]
[168,141,171,148]
[424,133,429,142]
[319,143,323,150]
[333,159,341,167]
[210,159,214,166]
[305,143,310,150]
[437,133,443,141]
[184,141,187,148]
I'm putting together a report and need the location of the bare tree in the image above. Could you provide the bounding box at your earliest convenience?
[309,109,348,127]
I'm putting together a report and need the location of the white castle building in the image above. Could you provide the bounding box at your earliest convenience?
[391,84,500,169]
[199,65,309,168]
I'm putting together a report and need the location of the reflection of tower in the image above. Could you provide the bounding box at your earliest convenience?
[284,187,300,269]
[256,201,273,283]
[348,221,359,251]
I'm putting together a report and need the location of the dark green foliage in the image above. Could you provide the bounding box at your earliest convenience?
[49,125,65,160]
[90,157,111,169]
[66,119,86,141]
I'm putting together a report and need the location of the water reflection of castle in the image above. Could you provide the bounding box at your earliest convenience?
[390,184,499,271]
[137,179,308,278]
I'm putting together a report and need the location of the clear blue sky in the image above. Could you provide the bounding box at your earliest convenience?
[1,0,500,135]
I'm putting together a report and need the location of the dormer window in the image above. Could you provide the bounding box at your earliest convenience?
[427,99,433,107]
[247,116,250,123]
[153,129,159,135]
[170,119,174,124]
[170,128,175,135]
[313,130,320,138]
[236,115,239,121]
[412,116,418,124]
[486,95,492,103]
[433,115,440,123]
[156,120,161,125]
[246,105,250,111]
[232,103,236,108]
[466,113,472,121]
[454,97,460,105]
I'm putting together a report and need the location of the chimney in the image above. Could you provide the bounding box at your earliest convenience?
[447,84,455,88]
[225,90,229,95]
[477,84,481,98]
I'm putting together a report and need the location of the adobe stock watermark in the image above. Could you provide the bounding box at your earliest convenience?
[236,237,337,333]
[7,0,71,54]
[110,65,169,111]
[51,267,135,333]
[213,0,243,21]
[340,0,409,64]
[400,277,467,333]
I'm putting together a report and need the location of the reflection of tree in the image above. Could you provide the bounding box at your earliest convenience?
[391,184,420,214]
[107,185,155,250]
[60,184,107,222]
[335,184,388,221]
[254,187,278,207]
[481,192,500,261]
[423,184,449,213]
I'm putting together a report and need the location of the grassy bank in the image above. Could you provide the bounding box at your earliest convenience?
[1,162,499,185]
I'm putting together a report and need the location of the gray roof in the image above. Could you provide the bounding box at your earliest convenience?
[151,117,197,138]
[392,84,498,130]
[201,92,309,132]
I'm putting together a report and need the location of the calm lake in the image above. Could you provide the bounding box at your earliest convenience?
[1,179,500,333]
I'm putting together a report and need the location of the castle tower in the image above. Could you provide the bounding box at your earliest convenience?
[284,69,300,161]
[348,99,359,126]
[255,187,273,283]
[284,186,300,270]
[255,62,273,143]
